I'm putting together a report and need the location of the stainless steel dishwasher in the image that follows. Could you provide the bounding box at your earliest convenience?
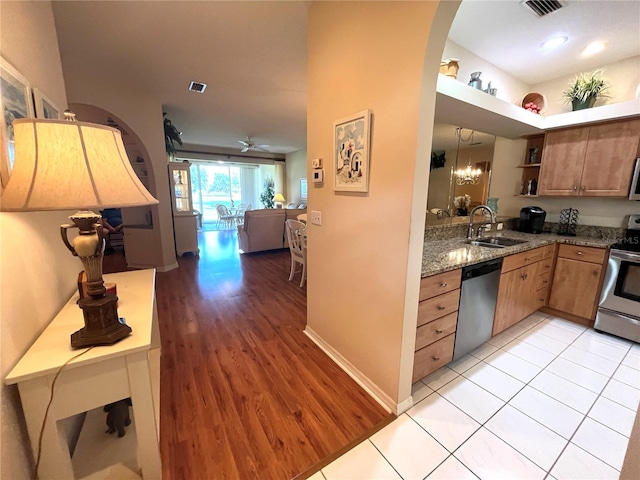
[453,257,503,361]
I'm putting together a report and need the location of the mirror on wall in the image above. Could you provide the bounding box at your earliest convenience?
[427,123,495,223]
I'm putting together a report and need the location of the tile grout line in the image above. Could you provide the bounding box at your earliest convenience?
[543,356,633,475]
[406,316,634,479]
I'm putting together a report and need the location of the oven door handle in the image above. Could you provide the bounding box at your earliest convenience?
[610,250,640,262]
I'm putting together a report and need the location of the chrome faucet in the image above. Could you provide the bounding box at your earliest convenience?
[467,205,497,239]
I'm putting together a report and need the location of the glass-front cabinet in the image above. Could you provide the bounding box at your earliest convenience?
[169,161,193,214]
[168,161,199,256]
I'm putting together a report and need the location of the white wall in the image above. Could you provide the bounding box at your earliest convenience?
[0,3,75,477]
[285,149,307,205]
[442,39,531,108]
[530,56,640,115]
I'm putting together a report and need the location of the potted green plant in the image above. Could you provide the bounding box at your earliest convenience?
[163,112,183,158]
[562,69,610,111]
[260,177,275,208]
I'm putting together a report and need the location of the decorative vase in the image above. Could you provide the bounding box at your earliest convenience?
[457,208,468,216]
[572,96,597,111]
[486,197,499,213]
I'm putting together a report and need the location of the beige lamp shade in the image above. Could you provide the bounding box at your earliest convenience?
[274,193,286,203]
[0,118,158,211]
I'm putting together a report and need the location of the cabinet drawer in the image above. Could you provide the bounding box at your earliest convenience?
[538,258,553,275]
[419,269,461,301]
[534,289,547,310]
[536,272,550,291]
[415,312,457,351]
[502,247,544,273]
[542,244,555,259]
[417,289,460,326]
[412,334,455,383]
[557,244,606,264]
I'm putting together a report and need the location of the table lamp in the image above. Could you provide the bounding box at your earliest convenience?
[274,193,285,208]
[0,113,159,348]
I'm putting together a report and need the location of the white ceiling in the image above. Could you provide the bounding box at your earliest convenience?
[51,1,639,155]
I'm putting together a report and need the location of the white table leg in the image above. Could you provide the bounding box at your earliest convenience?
[126,351,162,479]
[19,378,75,479]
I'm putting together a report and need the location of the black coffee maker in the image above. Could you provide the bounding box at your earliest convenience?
[519,206,546,234]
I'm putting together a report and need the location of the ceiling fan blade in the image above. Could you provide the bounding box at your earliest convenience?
[241,146,249,153]
[238,140,249,146]
[253,146,270,152]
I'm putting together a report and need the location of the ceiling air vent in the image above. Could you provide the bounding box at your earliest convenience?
[522,0,563,17]
[188,81,207,93]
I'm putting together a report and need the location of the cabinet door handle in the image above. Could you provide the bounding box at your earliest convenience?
[439,282,447,288]
[432,356,440,361]
[437,305,446,310]
[573,185,578,191]
[577,251,583,255]
[435,329,444,334]
[581,185,586,191]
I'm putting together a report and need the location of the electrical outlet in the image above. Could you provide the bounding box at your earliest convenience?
[497,222,504,230]
[310,210,322,226]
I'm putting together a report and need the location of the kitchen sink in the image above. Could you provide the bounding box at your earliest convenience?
[465,237,529,248]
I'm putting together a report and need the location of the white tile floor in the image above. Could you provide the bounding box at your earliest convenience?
[309,313,640,480]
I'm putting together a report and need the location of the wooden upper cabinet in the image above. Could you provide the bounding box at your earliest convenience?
[538,119,640,197]
[538,128,589,196]
[581,120,640,196]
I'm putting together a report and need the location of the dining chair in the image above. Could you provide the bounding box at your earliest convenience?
[234,203,251,225]
[285,219,307,287]
[296,213,307,224]
[215,204,234,228]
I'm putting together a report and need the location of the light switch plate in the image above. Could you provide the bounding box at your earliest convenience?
[312,158,323,169]
[312,169,324,183]
[310,210,322,225]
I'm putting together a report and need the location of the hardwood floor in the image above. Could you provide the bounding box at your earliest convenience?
[105,230,392,479]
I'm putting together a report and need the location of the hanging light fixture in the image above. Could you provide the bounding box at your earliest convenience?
[454,128,483,185]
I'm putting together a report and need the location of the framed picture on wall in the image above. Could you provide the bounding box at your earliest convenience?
[1,57,34,188]
[300,177,307,200]
[33,88,60,119]
[333,109,371,193]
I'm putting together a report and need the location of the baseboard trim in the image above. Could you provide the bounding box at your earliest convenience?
[304,326,406,414]
[156,262,179,273]
[540,307,595,328]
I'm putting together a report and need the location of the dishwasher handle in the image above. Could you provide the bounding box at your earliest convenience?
[462,258,503,281]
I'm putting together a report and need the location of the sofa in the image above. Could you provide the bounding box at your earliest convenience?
[237,208,307,253]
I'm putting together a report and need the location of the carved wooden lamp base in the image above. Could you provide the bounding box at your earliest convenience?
[72,294,132,348]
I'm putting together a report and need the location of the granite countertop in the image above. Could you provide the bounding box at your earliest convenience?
[421,230,613,278]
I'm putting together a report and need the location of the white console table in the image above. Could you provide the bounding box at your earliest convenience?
[5,269,161,479]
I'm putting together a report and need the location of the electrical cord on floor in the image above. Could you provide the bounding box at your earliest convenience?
[33,346,95,479]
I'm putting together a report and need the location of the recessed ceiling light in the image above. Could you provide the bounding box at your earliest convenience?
[582,41,605,56]
[218,160,224,164]
[541,36,568,49]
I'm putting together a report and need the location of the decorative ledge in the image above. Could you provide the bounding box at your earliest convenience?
[435,74,640,139]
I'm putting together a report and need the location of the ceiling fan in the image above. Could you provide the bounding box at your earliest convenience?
[238,136,270,153]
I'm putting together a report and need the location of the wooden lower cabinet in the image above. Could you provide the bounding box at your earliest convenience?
[548,245,605,320]
[493,262,538,336]
[413,269,461,383]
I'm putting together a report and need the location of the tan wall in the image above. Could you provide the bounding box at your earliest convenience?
[0,2,75,478]
[307,1,442,408]
[52,6,177,271]
[490,137,639,228]
[285,149,307,205]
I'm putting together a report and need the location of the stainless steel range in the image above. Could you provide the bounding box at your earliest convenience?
[595,214,640,343]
